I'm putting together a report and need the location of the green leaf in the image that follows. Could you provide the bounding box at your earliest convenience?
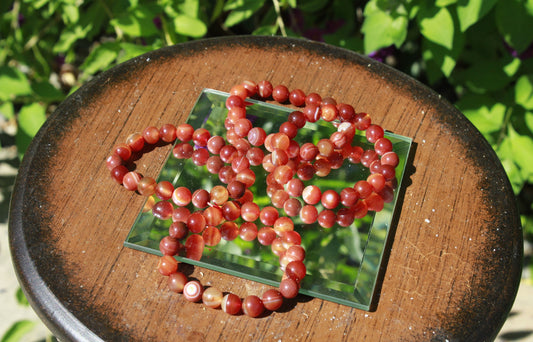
[456,0,498,32]
[324,34,364,52]
[0,102,15,120]
[0,320,36,342]
[24,0,48,10]
[53,25,92,54]
[499,157,524,194]
[509,126,533,179]
[456,94,506,137]
[496,133,523,194]
[174,15,207,37]
[422,40,457,80]
[118,43,157,64]
[294,0,328,12]
[496,0,533,53]
[16,103,47,157]
[15,288,29,306]
[436,0,458,6]
[110,6,159,38]
[0,66,32,101]
[223,0,266,27]
[503,57,522,77]
[528,0,533,13]
[515,74,533,110]
[458,58,515,93]
[178,0,201,17]
[61,3,80,25]
[421,22,464,82]
[526,111,533,133]
[31,82,65,102]
[80,42,121,75]
[18,103,46,137]
[418,5,455,50]
[361,0,409,53]
[252,25,278,35]
[79,2,108,41]
[209,0,226,22]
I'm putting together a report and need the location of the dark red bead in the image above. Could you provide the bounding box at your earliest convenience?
[113,143,132,161]
[279,278,299,298]
[157,255,178,276]
[152,201,174,220]
[305,92,322,106]
[288,111,306,128]
[262,289,283,311]
[289,89,306,107]
[225,95,245,109]
[126,133,145,152]
[257,80,273,98]
[142,126,160,144]
[221,293,242,315]
[159,124,177,142]
[285,261,306,282]
[272,85,290,103]
[337,103,356,122]
[110,165,128,184]
[242,295,265,318]
[187,212,207,234]
[160,236,181,256]
[303,104,321,123]
[185,234,204,261]
[106,154,123,171]
[176,124,194,142]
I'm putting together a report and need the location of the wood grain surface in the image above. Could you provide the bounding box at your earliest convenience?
[9,36,523,341]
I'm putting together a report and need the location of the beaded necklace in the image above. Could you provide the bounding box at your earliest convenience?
[106,80,399,317]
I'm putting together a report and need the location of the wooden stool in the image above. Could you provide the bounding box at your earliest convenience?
[9,36,522,341]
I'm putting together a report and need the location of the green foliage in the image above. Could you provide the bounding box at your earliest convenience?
[1,320,36,342]
[361,1,408,53]
[1,0,532,285]
[15,288,29,306]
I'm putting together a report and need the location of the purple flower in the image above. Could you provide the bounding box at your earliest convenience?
[55,55,65,68]
[289,9,345,42]
[368,46,396,63]
[18,13,25,27]
[153,16,162,30]
[504,40,533,60]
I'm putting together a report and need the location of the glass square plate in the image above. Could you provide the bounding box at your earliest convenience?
[124,89,412,311]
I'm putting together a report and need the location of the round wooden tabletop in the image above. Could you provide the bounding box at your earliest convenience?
[9,36,522,341]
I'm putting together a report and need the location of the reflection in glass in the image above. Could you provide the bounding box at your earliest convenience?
[125,89,412,310]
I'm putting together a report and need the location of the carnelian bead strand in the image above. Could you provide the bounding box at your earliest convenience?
[107,80,402,318]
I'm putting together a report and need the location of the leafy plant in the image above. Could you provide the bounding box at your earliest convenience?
[1,320,35,342]
[1,289,34,342]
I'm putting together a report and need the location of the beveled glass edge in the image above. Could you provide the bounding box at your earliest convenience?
[353,132,412,308]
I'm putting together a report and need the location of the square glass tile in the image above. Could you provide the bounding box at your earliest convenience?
[125,89,412,310]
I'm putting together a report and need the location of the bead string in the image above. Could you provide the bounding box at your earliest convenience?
[106,80,399,317]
